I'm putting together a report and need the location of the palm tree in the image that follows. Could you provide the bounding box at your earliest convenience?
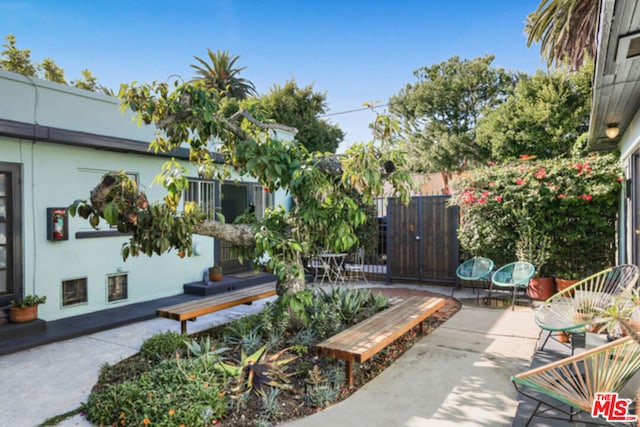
[525,0,600,70]
[191,49,257,99]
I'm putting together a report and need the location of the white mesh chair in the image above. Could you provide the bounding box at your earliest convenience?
[344,247,367,284]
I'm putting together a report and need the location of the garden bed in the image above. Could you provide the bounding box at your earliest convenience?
[82,287,460,426]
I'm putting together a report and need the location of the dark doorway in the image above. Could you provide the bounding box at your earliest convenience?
[220,183,250,273]
[0,162,23,307]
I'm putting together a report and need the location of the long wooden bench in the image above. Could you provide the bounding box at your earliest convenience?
[315,295,446,387]
[156,282,277,334]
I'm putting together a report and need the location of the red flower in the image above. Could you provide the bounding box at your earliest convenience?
[579,194,593,202]
[494,195,503,202]
[534,168,546,179]
[516,178,526,185]
[557,194,566,200]
[461,191,476,204]
[478,198,487,205]
[618,176,624,183]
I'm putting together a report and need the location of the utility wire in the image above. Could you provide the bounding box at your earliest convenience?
[318,103,390,118]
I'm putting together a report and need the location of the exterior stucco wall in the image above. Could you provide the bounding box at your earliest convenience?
[0,70,155,142]
[1,136,216,321]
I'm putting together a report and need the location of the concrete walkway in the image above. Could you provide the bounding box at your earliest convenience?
[0,285,540,427]
[283,302,538,427]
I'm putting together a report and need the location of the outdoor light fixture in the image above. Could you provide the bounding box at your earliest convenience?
[606,123,620,139]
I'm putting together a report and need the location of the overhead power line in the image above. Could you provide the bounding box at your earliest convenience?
[318,103,390,118]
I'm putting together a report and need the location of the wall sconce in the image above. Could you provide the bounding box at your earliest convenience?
[606,123,619,139]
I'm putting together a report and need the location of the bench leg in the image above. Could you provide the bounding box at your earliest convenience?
[346,361,353,388]
[181,320,187,335]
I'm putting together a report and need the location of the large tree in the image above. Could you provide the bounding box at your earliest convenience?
[71,79,411,296]
[390,55,516,191]
[244,80,344,153]
[525,0,599,71]
[191,49,257,100]
[476,61,593,160]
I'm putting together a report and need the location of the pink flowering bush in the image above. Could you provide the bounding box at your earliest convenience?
[450,153,622,277]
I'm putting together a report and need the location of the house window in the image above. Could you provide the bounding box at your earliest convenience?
[185,179,217,220]
[62,277,88,307]
[107,273,128,302]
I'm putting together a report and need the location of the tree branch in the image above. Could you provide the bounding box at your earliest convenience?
[193,221,255,247]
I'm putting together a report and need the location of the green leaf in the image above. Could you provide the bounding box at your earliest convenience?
[89,214,100,229]
[103,202,119,226]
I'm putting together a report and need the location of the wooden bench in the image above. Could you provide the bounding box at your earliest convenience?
[156,282,277,334]
[315,295,446,387]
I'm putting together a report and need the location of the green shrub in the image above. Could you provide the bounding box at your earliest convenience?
[140,331,187,360]
[84,357,227,426]
[259,301,291,342]
[450,153,622,277]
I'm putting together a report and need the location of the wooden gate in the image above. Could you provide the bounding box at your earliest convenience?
[386,196,458,284]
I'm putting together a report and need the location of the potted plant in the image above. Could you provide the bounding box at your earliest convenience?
[208,264,223,282]
[515,220,554,301]
[592,288,640,338]
[9,294,47,323]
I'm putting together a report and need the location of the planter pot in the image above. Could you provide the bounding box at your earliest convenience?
[555,278,579,294]
[208,269,223,282]
[558,331,571,343]
[528,277,555,301]
[9,305,38,323]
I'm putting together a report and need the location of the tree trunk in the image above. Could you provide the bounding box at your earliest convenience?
[276,254,306,296]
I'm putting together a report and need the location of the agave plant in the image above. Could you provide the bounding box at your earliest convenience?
[217,344,298,396]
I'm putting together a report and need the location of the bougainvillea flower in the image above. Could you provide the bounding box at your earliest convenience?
[534,168,547,179]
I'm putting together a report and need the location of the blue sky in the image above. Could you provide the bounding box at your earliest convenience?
[1,0,545,151]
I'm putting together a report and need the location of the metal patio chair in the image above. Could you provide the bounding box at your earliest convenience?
[344,247,368,284]
[535,264,640,353]
[454,257,494,303]
[512,335,640,426]
[488,261,536,310]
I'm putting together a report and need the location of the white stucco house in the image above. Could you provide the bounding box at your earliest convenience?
[590,0,640,266]
[0,69,291,323]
